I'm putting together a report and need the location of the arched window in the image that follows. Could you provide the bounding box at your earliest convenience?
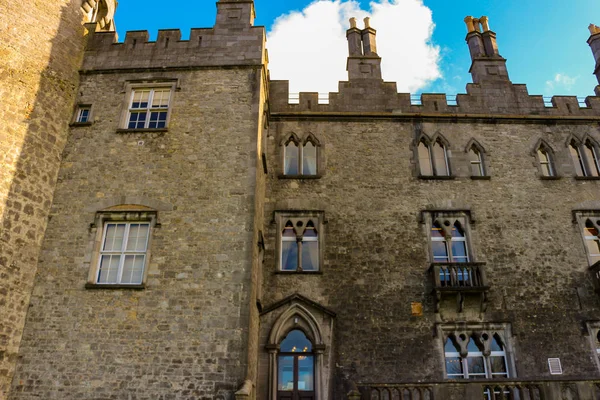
[468,146,484,177]
[418,137,450,177]
[432,140,449,176]
[570,141,585,176]
[584,139,600,177]
[282,135,319,176]
[284,141,300,175]
[278,330,315,399]
[418,140,433,176]
[279,218,320,272]
[584,219,600,264]
[537,146,555,177]
[444,332,509,380]
[569,138,600,177]
[430,220,469,263]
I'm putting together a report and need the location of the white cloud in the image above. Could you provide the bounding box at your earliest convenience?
[545,73,579,93]
[267,0,441,94]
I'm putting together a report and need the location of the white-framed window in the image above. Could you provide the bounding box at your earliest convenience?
[581,217,600,265]
[430,216,470,263]
[441,326,514,381]
[585,322,600,372]
[127,88,172,129]
[283,134,320,176]
[97,222,150,284]
[87,209,157,287]
[417,137,450,177]
[570,138,600,177]
[75,105,91,123]
[276,212,324,272]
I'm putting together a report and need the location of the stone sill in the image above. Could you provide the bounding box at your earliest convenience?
[470,175,491,180]
[274,271,322,275]
[69,122,93,127]
[116,128,168,134]
[540,175,561,180]
[418,175,455,180]
[575,176,600,181]
[278,174,322,180]
[85,283,145,290]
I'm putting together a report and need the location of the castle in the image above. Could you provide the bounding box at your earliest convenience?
[3,0,600,399]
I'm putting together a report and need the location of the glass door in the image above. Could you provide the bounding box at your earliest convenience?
[277,330,315,400]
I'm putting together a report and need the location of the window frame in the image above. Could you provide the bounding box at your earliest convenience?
[71,104,93,126]
[275,211,324,273]
[438,324,516,381]
[280,133,322,179]
[119,81,176,131]
[86,210,157,288]
[586,322,600,373]
[425,211,474,264]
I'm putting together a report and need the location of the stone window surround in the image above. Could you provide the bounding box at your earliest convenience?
[574,211,600,266]
[70,103,93,126]
[436,322,517,381]
[585,321,600,373]
[414,132,454,180]
[532,139,560,180]
[279,132,323,179]
[568,135,600,180]
[85,207,157,289]
[274,210,325,274]
[117,79,179,133]
[465,138,491,179]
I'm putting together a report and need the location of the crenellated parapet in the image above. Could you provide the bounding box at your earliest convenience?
[269,80,600,117]
[82,0,266,72]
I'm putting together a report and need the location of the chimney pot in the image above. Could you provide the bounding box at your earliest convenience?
[480,16,490,32]
[364,17,371,29]
[349,17,357,29]
[464,16,475,33]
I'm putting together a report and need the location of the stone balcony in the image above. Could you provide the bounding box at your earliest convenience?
[428,262,489,313]
[353,379,600,400]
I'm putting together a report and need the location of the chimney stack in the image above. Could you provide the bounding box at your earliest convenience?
[346,18,382,81]
[464,16,510,84]
[588,24,600,93]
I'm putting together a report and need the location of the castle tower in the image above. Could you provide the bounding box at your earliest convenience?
[346,17,383,81]
[588,23,600,95]
[464,16,511,84]
[0,0,116,396]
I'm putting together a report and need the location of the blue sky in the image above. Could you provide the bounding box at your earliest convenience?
[114,0,600,97]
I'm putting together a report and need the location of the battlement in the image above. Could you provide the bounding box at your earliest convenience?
[82,0,266,72]
[269,80,600,117]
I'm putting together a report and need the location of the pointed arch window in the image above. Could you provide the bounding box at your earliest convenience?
[536,145,555,177]
[277,213,324,272]
[430,220,469,263]
[283,135,320,177]
[418,137,450,177]
[584,219,600,264]
[570,138,600,177]
[278,330,315,398]
[443,331,511,380]
[468,146,485,177]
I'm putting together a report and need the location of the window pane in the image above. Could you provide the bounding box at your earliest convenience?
[467,337,481,352]
[538,149,553,177]
[121,255,145,284]
[431,224,444,238]
[490,356,508,375]
[152,89,170,108]
[491,335,504,352]
[280,330,313,352]
[281,241,298,271]
[128,111,147,129]
[298,355,314,391]
[585,142,600,176]
[469,148,483,176]
[131,90,150,109]
[418,142,433,176]
[445,357,463,377]
[570,144,585,176]
[301,241,319,271]
[432,141,449,176]
[444,337,460,353]
[303,142,317,175]
[284,143,299,175]
[466,356,486,377]
[126,224,150,252]
[103,224,126,251]
[451,241,468,262]
[97,254,120,283]
[432,241,449,262]
[278,356,294,391]
[148,111,168,129]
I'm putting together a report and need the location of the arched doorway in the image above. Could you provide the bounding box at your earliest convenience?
[277,330,315,400]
